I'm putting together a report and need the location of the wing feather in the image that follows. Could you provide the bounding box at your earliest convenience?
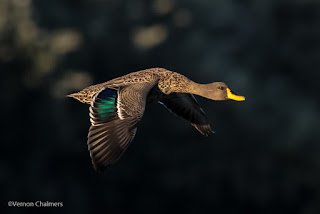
[87,82,156,171]
[159,93,213,136]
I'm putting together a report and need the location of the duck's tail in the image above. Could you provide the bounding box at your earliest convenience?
[67,92,91,104]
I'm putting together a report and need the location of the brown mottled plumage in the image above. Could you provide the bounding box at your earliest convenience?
[68,67,245,171]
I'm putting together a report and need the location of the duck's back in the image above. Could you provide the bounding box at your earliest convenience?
[70,67,173,104]
[103,67,173,88]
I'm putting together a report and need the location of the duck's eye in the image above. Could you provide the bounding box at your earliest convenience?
[217,86,224,90]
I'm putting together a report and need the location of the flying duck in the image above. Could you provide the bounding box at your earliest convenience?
[68,68,245,171]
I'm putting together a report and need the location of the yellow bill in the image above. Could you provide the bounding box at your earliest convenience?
[227,88,245,101]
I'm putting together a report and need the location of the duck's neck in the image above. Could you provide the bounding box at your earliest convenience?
[185,81,210,97]
[158,72,209,97]
[170,78,208,96]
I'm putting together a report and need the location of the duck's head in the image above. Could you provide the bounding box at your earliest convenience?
[200,82,246,101]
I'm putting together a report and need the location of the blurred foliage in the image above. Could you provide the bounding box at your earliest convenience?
[1,0,320,214]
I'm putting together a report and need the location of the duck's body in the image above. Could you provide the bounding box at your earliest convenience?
[68,68,245,171]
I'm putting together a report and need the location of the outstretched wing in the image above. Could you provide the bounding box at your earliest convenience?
[159,93,213,136]
[88,82,156,171]
[88,88,137,171]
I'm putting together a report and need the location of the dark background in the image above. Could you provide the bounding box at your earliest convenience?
[1,0,320,213]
